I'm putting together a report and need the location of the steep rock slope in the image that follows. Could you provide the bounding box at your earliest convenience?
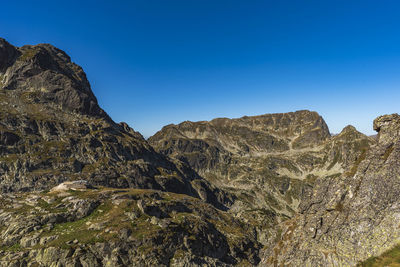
[0,38,231,208]
[261,114,400,266]
[149,111,374,244]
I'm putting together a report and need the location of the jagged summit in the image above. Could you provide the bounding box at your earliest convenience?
[341,124,357,132]
[335,124,370,141]
[373,113,400,130]
[0,38,105,117]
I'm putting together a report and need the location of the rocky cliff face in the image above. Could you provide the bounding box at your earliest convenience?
[260,114,400,266]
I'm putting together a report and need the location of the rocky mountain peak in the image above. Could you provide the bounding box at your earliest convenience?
[341,124,357,132]
[0,39,106,117]
[335,124,367,141]
[0,38,232,212]
[150,110,331,159]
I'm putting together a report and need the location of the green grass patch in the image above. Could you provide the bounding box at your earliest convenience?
[0,243,22,252]
[358,244,400,267]
[382,144,394,161]
[18,47,40,61]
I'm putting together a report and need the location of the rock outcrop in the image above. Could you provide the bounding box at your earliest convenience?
[50,180,93,192]
[260,114,400,266]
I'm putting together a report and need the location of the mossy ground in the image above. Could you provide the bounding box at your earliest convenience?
[18,47,40,61]
[358,244,400,267]
[345,149,368,177]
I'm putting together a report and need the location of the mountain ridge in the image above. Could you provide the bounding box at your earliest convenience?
[0,37,232,212]
[0,37,398,266]
[149,108,374,248]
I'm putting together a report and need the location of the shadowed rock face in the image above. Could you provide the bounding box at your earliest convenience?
[0,38,20,72]
[261,114,400,266]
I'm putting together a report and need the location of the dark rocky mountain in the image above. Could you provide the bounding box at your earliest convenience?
[0,38,399,266]
[0,37,230,209]
[0,39,104,117]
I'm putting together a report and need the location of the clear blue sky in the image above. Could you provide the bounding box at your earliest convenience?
[1,1,400,136]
